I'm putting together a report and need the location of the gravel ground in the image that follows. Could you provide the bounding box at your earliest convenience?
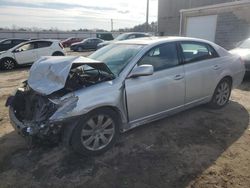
[0,49,249,188]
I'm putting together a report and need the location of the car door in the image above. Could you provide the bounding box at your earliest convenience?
[83,39,92,49]
[35,41,53,59]
[13,42,37,64]
[125,42,185,122]
[93,39,102,48]
[179,41,220,104]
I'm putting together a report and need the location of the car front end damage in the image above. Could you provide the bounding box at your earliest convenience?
[7,84,79,144]
[6,56,115,144]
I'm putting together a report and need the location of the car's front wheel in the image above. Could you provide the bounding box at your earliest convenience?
[0,58,16,70]
[70,108,119,156]
[208,78,232,109]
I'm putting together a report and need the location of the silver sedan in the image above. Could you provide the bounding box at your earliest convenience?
[7,37,245,155]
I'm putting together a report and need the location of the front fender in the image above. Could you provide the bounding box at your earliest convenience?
[49,81,128,125]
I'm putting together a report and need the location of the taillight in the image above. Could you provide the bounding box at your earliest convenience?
[59,43,64,49]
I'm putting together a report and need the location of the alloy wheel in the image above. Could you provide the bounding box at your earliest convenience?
[80,115,115,151]
[4,59,15,70]
[215,82,230,106]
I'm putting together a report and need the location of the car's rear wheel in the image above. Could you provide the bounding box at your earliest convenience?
[52,52,64,56]
[208,78,232,109]
[70,108,119,156]
[0,58,16,70]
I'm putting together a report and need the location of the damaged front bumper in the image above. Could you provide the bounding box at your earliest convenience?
[6,89,79,142]
[9,107,59,138]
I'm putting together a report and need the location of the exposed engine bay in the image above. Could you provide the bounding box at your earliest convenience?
[64,65,114,93]
[6,57,115,144]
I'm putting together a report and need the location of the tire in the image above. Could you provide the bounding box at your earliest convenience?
[0,58,16,70]
[77,47,83,52]
[70,108,119,156]
[208,78,232,109]
[52,52,64,56]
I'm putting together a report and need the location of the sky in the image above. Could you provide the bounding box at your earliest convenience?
[0,0,158,31]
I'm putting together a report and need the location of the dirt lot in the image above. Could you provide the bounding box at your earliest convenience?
[0,50,249,188]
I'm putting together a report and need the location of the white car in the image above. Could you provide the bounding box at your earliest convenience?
[0,39,65,70]
[230,38,250,73]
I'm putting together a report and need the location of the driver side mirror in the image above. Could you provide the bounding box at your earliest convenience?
[128,64,154,78]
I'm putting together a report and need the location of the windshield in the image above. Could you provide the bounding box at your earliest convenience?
[238,39,250,49]
[89,44,143,76]
[114,33,129,41]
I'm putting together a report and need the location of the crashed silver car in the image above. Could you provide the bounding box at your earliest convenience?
[7,37,245,155]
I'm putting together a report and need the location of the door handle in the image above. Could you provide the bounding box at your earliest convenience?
[212,65,220,70]
[174,74,184,80]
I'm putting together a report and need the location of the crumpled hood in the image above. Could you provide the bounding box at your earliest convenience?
[28,56,113,95]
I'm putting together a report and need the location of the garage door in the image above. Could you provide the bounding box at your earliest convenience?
[186,15,217,42]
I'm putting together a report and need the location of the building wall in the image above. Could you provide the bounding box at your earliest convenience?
[180,2,250,49]
[158,0,234,35]
[215,11,250,49]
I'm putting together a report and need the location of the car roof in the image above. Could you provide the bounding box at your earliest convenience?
[116,36,216,46]
[7,39,59,51]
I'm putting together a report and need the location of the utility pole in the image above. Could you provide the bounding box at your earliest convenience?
[111,19,113,32]
[146,0,149,32]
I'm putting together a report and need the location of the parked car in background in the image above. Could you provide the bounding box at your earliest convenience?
[97,32,152,49]
[61,37,82,47]
[230,38,250,73]
[0,39,65,70]
[70,38,103,51]
[96,32,114,41]
[0,38,29,52]
[7,37,245,155]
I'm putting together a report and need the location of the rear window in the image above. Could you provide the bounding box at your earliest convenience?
[180,42,218,63]
[36,41,52,48]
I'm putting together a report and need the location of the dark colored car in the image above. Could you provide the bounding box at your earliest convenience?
[96,33,114,41]
[70,38,104,51]
[61,37,83,48]
[0,38,28,52]
[97,32,152,49]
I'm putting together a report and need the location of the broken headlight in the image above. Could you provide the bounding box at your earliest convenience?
[49,93,79,122]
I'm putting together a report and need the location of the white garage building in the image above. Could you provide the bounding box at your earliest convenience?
[179,1,250,49]
[158,0,250,49]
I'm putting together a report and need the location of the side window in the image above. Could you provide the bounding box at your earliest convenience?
[16,43,35,52]
[128,35,136,39]
[13,40,26,45]
[138,43,179,71]
[180,42,218,63]
[2,40,11,45]
[136,34,147,38]
[36,41,52,48]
